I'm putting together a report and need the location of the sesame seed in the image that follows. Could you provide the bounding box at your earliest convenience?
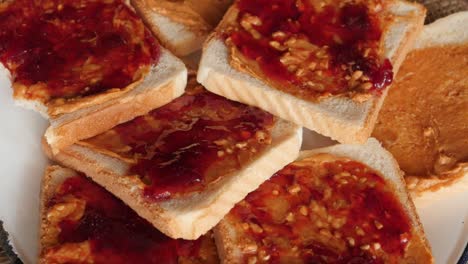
[286,212,295,222]
[250,223,263,234]
[299,206,308,216]
[360,244,370,250]
[248,256,258,264]
[288,184,301,194]
[356,227,365,236]
[374,220,384,230]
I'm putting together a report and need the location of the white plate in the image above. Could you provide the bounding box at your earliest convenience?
[0,72,467,263]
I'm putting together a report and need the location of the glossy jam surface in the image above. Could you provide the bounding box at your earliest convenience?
[85,84,275,200]
[43,174,218,264]
[224,0,393,100]
[229,154,412,263]
[0,0,160,100]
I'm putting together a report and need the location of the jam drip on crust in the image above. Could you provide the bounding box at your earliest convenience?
[0,0,160,101]
[224,0,393,101]
[229,154,412,263]
[84,84,275,200]
[43,175,218,264]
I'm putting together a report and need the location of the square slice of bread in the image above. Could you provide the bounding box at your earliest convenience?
[39,165,220,263]
[198,1,426,144]
[131,0,233,56]
[214,138,433,263]
[44,107,302,240]
[372,11,468,195]
[42,49,187,154]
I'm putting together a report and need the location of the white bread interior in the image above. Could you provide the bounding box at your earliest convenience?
[46,119,302,240]
[198,1,426,144]
[41,48,187,153]
[215,138,434,263]
[414,11,468,49]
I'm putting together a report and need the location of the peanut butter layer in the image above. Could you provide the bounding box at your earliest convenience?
[226,153,418,263]
[220,0,395,102]
[144,0,232,34]
[42,174,219,263]
[373,44,468,178]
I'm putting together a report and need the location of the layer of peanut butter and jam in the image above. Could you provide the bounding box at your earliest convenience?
[144,0,233,34]
[218,0,394,102]
[41,173,218,263]
[81,82,276,201]
[0,0,160,115]
[224,153,419,263]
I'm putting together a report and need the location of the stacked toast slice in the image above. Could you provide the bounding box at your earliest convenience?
[5,0,463,263]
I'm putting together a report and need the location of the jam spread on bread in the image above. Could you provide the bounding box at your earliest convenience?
[0,0,159,101]
[42,174,218,263]
[228,153,412,263]
[84,83,276,200]
[222,0,393,101]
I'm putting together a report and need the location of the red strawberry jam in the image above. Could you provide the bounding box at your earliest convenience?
[0,0,160,101]
[84,84,276,201]
[228,154,412,263]
[224,0,393,100]
[43,173,218,264]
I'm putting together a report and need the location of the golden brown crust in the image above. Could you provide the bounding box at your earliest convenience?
[38,166,78,263]
[405,164,468,195]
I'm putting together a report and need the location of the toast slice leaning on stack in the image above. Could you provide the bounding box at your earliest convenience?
[215,138,433,263]
[373,11,468,195]
[0,0,187,153]
[198,0,426,144]
[44,78,302,240]
[131,0,233,56]
[39,165,219,263]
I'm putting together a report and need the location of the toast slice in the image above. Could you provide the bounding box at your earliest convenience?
[0,0,187,153]
[44,79,302,240]
[372,11,468,195]
[39,165,219,263]
[215,138,433,263]
[131,0,233,56]
[198,0,426,144]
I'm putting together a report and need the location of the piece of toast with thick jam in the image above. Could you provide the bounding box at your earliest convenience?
[215,139,433,263]
[0,0,187,153]
[39,165,219,263]
[44,77,302,240]
[131,0,233,56]
[198,0,426,144]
